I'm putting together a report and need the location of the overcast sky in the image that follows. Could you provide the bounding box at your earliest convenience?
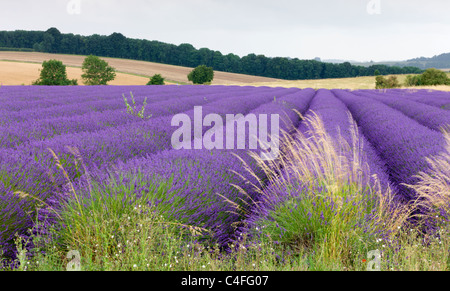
[1,0,449,62]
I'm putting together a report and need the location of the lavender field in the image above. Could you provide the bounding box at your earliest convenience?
[1,85,450,271]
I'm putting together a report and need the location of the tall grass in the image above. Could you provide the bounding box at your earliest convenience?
[235,111,423,268]
[404,128,450,219]
[2,115,450,271]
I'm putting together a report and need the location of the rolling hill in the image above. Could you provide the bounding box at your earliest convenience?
[0,51,282,85]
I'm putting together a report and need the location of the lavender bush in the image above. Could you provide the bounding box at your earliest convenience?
[1,85,449,269]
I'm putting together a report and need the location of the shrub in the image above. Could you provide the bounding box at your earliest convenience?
[405,69,450,87]
[81,55,116,85]
[375,75,401,89]
[405,75,422,87]
[147,74,165,85]
[420,68,450,86]
[32,59,78,86]
[188,65,214,85]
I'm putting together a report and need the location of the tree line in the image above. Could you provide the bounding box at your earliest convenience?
[0,28,423,80]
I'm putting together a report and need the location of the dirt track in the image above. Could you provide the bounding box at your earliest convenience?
[0,52,281,85]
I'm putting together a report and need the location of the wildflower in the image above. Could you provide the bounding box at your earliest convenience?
[133,264,137,268]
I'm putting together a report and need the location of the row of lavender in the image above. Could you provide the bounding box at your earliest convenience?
[356,88,450,109]
[1,85,449,259]
[240,89,394,238]
[110,88,317,246]
[0,85,311,257]
[332,89,449,201]
[0,86,272,148]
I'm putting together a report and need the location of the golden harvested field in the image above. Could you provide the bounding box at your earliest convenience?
[1,51,450,92]
[241,75,450,92]
[0,60,151,86]
[0,51,281,85]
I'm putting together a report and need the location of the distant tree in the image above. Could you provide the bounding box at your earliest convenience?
[375,75,400,89]
[420,68,450,85]
[33,59,78,85]
[374,69,381,76]
[107,32,127,58]
[147,74,165,85]
[81,55,116,85]
[45,27,62,53]
[188,65,214,84]
[404,75,423,87]
[0,28,426,81]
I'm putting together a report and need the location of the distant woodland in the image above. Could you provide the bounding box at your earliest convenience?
[0,28,424,80]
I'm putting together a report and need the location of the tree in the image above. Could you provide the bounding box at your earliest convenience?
[404,69,450,87]
[45,27,62,53]
[404,75,423,87]
[147,74,165,85]
[188,65,214,84]
[81,55,116,85]
[33,59,78,85]
[374,69,381,76]
[420,68,450,85]
[0,28,426,80]
[375,75,400,89]
[107,32,127,58]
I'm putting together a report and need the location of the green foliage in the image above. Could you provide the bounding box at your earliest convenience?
[375,75,401,89]
[188,65,214,84]
[405,75,423,86]
[0,28,424,80]
[420,68,450,85]
[147,74,165,85]
[122,92,152,119]
[32,59,78,86]
[0,47,34,52]
[374,69,381,76]
[81,55,116,85]
[404,68,450,87]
